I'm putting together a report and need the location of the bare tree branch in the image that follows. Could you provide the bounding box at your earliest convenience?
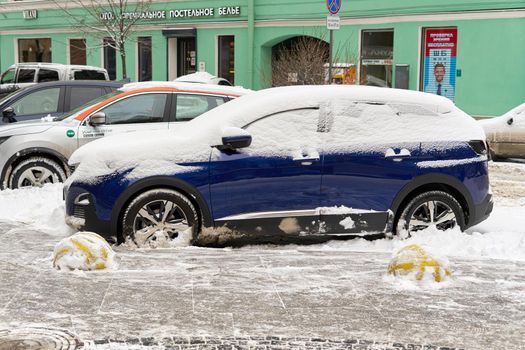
[52,0,152,79]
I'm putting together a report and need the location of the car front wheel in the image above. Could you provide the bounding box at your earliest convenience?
[122,189,198,248]
[395,190,465,238]
[9,157,67,189]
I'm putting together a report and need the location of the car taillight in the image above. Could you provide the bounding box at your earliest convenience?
[468,140,488,156]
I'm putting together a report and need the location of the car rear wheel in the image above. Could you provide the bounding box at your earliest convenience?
[122,189,198,248]
[9,157,67,189]
[395,190,465,238]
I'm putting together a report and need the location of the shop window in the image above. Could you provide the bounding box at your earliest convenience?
[18,38,52,63]
[69,39,86,65]
[138,37,152,82]
[360,30,393,87]
[218,35,235,85]
[177,38,196,77]
[103,38,117,80]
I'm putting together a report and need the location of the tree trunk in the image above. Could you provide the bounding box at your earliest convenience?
[120,45,127,80]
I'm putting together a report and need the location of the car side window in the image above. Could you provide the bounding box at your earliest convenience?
[175,94,227,121]
[37,69,59,83]
[1,68,16,84]
[73,70,107,80]
[10,87,61,116]
[99,93,167,125]
[17,69,36,83]
[69,87,107,110]
[244,108,320,155]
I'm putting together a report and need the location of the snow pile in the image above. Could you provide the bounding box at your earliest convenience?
[53,232,117,271]
[0,183,73,235]
[387,244,451,286]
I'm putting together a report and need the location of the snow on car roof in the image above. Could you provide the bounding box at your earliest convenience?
[120,81,251,96]
[174,72,216,83]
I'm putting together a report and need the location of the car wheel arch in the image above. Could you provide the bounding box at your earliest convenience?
[1,147,70,189]
[110,176,213,241]
[390,173,474,229]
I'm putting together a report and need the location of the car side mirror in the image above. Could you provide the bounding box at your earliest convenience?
[2,106,14,117]
[218,127,252,151]
[507,117,514,126]
[89,112,106,126]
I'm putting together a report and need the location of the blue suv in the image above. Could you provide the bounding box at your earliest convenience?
[64,86,493,247]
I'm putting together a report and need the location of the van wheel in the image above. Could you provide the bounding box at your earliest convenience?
[9,157,67,189]
[122,189,198,248]
[395,191,465,238]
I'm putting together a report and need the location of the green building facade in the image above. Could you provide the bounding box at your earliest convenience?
[0,0,524,117]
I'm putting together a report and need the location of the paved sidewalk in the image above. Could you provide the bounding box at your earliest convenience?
[0,223,524,350]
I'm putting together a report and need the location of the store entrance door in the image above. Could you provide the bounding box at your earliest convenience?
[164,29,197,80]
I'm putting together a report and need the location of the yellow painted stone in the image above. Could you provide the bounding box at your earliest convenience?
[388,244,451,283]
[53,232,116,271]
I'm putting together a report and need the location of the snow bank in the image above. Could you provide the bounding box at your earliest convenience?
[0,184,73,235]
[53,232,117,271]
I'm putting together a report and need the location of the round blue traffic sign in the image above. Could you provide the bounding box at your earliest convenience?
[327,0,342,14]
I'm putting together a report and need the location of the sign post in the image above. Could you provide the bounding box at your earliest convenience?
[326,0,342,84]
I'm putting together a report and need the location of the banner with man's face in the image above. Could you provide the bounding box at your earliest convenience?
[422,27,457,102]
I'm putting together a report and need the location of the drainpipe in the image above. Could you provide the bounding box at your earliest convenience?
[247,0,254,89]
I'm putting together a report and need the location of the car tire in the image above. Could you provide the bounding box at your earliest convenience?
[395,190,465,238]
[9,157,67,189]
[122,189,199,248]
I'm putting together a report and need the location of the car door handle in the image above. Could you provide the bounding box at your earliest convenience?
[384,148,411,159]
[293,156,320,166]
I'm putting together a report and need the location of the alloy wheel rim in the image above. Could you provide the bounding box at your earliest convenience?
[18,167,57,188]
[132,199,190,247]
[408,200,457,233]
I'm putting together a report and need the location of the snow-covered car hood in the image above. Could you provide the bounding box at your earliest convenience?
[0,119,58,137]
[68,128,213,184]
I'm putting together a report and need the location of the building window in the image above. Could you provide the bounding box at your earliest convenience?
[18,38,52,63]
[218,35,235,84]
[360,30,394,87]
[69,39,86,65]
[103,38,117,80]
[137,37,152,82]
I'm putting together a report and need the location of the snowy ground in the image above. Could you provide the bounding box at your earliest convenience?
[0,161,524,349]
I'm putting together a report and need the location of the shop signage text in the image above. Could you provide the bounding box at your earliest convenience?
[23,9,38,20]
[100,6,241,21]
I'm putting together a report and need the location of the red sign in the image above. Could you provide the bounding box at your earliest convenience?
[422,27,458,101]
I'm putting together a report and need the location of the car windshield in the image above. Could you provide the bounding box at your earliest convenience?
[55,90,122,121]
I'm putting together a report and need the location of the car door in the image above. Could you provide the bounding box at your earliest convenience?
[496,107,525,158]
[4,85,65,122]
[209,108,323,236]
[320,102,421,234]
[168,92,229,128]
[76,92,171,148]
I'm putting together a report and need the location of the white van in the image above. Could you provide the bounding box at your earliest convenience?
[0,63,109,96]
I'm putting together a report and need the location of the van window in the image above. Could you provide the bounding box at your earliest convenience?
[17,69,36,83]
[1,68,16,84]
[73,70,107,80]
[38,69,59,83]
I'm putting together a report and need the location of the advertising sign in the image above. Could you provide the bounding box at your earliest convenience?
[327,0,342,15]
[422,27,457,101]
